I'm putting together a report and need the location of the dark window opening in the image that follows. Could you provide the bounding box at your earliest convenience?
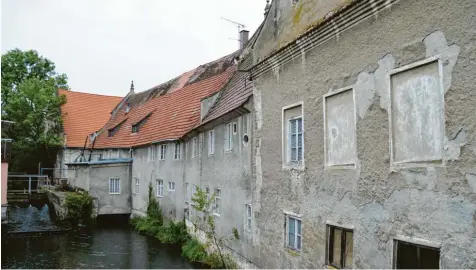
[394,240,440,269]
[108,121,125,137]
[132,113,151,133]
[233,122,237,134]
[327,225,353,269]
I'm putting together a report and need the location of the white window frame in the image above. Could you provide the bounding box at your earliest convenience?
[245,203,252,230]
[174,142,181,160]
[286,215,302,251]
[156,179,164,197]
[134,177,139,194]
[208,129,215,155]
[168,181,175,191]
[213,188,221,216]
[159,144,167,160]
[323,86,357,169]
[192,137,198,158]
[282,102,305,170]
[288,117,304,164]
[225,123,233,151]
[148,146,155,161]
[388,56,445,170]
[109,177,121,194]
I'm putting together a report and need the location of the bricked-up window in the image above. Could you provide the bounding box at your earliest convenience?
[283,103,304,167]
[159,144,167,160]
[174,143,181,160]
[286,216,302,251]
[109,178,120,194]
[134,177,139,194]
[225,123,233,151]
[192,137,198,158]
[394,240,440,269]
[327,225,353,269]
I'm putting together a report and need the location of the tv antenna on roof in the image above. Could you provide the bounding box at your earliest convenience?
[221,17,246,48]
[221,17,246,31]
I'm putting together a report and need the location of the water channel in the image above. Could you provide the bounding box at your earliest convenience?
[2,204,197,269]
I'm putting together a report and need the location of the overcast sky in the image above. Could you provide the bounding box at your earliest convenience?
[1,0,265,97]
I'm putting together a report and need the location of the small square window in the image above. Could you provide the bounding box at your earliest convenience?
[109,178,120,194]
[327,225,353,269]
[156,179,164,197]
[394,240,440,269]
[286,216,302,251]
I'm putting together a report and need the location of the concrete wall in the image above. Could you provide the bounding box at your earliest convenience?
[251,0,476,268]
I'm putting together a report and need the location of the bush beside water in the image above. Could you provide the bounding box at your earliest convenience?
[130,183,237,269]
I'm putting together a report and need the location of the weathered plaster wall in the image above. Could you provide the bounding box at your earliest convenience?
[89,164,132,215]
[253,0,347,63]
[252,0,476,268]
[131,143,185,219]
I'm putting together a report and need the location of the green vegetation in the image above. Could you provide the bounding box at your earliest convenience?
[130,182,238,269]
[1,49,69,173]
[65,190,93,224]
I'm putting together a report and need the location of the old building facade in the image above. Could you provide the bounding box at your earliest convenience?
[59,0,476,268]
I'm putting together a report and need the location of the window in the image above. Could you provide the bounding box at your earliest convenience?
[289,118,303,163]
[108,121,125,137]
[213,188,221,215]
[324,87,356,168]
[156,179,163,197]
[159,144,167,160]
[148,146,156,161]
[327,225,353,269]
[208,130,215,155]
[168,181,175,191]
[394,240,440,269]
[225,123,233,151]
[245,203,252,230]
[131,113,151,133]
[389,58,444,167]
[286,216,302,251]
[233,122,237,134]
[192,137,198,158]
[109,178,120,194]
[283,104,304,167]
[134,177,139,194]
[174,143,181,160]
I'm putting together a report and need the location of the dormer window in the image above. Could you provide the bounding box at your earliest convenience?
[108,120,126,137]
[125,103,130,113]
[131,113,152,134]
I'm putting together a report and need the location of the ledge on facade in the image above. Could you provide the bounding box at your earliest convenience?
[66,158,133,166]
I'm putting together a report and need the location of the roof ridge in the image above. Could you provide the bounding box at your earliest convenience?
[59,89,123,98]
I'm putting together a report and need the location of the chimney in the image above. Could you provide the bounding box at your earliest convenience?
[239,29,249,49]
[130,80,135,94]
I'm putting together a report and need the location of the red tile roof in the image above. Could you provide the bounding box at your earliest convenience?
[93,67,236,148]
[59,89,122,148]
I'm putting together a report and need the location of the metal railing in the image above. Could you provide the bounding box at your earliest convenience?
[7,174,51,194]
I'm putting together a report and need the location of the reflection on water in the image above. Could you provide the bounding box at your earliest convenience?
[2,214,197,269]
